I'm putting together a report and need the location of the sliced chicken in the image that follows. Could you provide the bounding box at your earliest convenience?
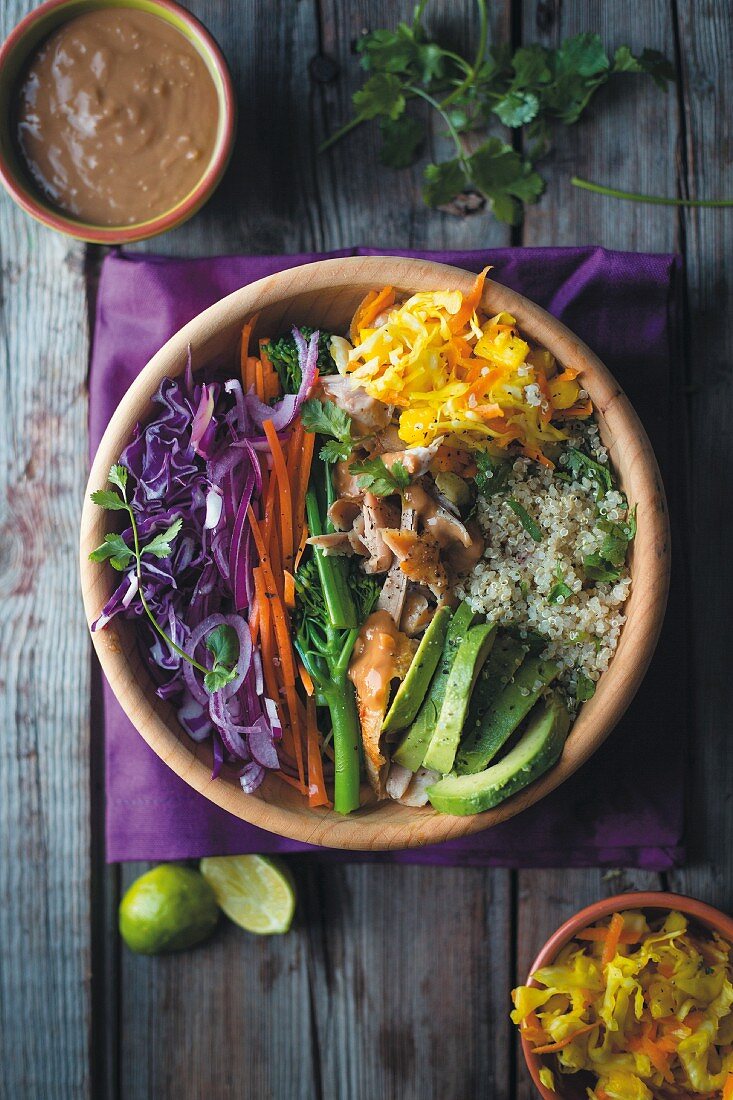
[320,375,392,435]
[348,513,369,556]
[306,533,355,556]
[333,457,365,502]
[328,498,361,532]
[377,505,417,624]
[386,763,414,801]
[399,767,440,807]
[402,482,485,576]
[379,438,443,479]
[399,590,435,637]
[381,528,449,601]
[361,492,399,574]
[348,610,417,799]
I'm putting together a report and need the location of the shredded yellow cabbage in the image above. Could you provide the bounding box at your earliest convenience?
[343,275,591,459]
[511,910,733,1099]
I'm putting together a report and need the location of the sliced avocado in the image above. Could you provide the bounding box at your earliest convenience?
[455,634,528,770]
[455,655,559,775]
[423,622,497,775]
[393,601,476,772]
[382,606,451,735]
[427,692,571,815]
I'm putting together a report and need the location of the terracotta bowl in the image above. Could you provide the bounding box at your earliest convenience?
[520,891,733,1099]
[0,0,235,244]
[79,256,670,850]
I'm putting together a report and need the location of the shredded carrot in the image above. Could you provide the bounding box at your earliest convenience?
[306,696,330,808]
[275,770,308,795]
[355,284,395,333]
[602,913,626,967]
[522,444,555,470]
[297,659,314,697]
[261,465,278,554]
[253,357,265,400]
[449,266,489,333]
[239,313,259,389]
[349,289,378,343]
[286,419,305,534]
[521,1010,547,1045]
[263,419,294,573]
[253,567,278,702]
[283,569,296,609]
[531,1022,596,1055]
[248,507,305,787]
[723,1073,733,1100]
[294,430,315,550]
[576,926,641,945]
[294,521,309,572]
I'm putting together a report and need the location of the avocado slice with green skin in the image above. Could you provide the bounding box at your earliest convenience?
[393,601,477,772]
[422,623,497,775]
[455,634,529,770]
[382,606,452,735]
[427,692,571,815]
[455,655,559,775]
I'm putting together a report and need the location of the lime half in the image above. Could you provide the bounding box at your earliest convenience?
[118,863,219,954]
[200,855,296,935]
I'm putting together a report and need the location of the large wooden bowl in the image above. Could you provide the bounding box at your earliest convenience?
[80,256,670,850]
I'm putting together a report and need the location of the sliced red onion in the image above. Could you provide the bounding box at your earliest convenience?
[179,693,214,743]
[211,734,224,780]
[209,692,249,758]
[239,760,265,793]
[224,378,246,430]
[211,530,230,580]
[264,696,282,736]
[121,573,139,609]
[191,384,215,455]
[244,327,319,431]
[249,714,280,769]
[204,486,223,530]
[253,648,264,696]
[182,612,252,704]
[229,465,257,610]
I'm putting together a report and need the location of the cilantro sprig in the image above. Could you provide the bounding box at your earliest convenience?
[505,498,543,542]
[474,451,510,498]
[89,465,237,690]
[583,506,637,584]
[300,399,355,463]
[350,456,410,496]
[320,1,673,224]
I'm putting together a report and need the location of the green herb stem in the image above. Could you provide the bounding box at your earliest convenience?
[571,176,733,208]
[439,0,488,109]
[408,84,470,169]
[318,113,368,154]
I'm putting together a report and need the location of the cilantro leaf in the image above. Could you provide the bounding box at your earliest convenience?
[108,464,128,496]
[563,448,614,501]
[493,89,540,127]
[142,518,183,560]
[583,552,622,584]
[474,451,510,498]
[320,439,352,464]
[89,533,134,571]
[353,73,406,121]
[467,139,544,224]
[351,456,410,496]
[205,624,239,668]
[204,666,238,693]
[379,114,425,168]
[555,33,609,79]
[510,45,551,87]
[301,398,353,447]
[90,489,128,512]
[422,158,469,208]
[548,563,573,604]
[505,498,543,542]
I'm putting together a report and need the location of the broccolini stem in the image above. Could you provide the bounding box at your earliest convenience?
[305,479,357,629]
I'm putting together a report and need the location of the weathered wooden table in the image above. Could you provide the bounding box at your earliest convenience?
[1,1,730,1096]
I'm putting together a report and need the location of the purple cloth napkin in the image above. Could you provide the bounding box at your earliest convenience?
[90,246,684,867]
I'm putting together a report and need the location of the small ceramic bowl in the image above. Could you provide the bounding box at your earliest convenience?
[0,0,236,244]
[79,256,670,851]
[520,890,733,1099]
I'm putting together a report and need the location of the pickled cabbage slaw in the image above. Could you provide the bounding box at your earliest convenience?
[511,910,733,1099]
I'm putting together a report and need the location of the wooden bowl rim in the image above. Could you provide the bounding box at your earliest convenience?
[79,255,670,850]
[520,891,733,1099]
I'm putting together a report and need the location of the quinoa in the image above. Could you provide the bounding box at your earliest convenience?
[454,421,632,710]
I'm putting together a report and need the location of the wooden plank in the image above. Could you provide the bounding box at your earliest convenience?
[666,2,733,914]
[514,3,681,1094]
[0,6,94,1094]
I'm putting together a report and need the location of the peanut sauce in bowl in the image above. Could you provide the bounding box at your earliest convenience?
[0,0,235,242]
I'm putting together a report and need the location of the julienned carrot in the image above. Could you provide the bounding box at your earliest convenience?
[449,266,489,333]
[259,339,281,402]
[294,522,309,572]
[306,696,330,808]
[576,926,641,945]
[276,770,307,795]
[602,913,626,967]
[239,313,259,389]
[261,464,278,556]
[294,430,316,551]
[247,507,305,788]
[723,1073,733,1100]
[286,419,304,498]
[253,567,279,702]
[356,284,395,333]
[531,1022,597,1055]
[297,659,314,696]
[263,419,294,573]
[249,587,260,643]
[254,357,265,400]
[283,569,296,609]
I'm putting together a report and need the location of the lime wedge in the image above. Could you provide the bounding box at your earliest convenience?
[199,855,296,935]
[118,863,219,954]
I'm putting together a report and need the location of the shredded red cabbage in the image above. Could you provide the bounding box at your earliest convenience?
[92,331,319,791]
